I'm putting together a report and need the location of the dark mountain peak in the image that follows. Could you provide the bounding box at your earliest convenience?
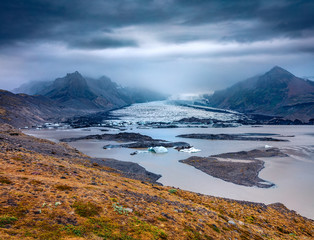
[270,65,285,72]
[64,71,84,81]
[67,71,81,76]
[266,66,294,77]
[257,66,295,89]
[41,71,97,103]
[55,71,87,88]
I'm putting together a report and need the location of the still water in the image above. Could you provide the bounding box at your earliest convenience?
[24,101,314,219]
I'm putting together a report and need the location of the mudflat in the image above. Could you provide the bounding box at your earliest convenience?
[60,132,190,149]
[179,148,287,188]
[177,133,289,142]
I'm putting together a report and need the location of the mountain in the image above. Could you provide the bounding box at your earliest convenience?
[3,71,167,127]
[14,71,167,109]
[14,72,129,110]
[0,87,119,128]
[39,71,102,109]
[204,66,314,122]
[85,76,127,107]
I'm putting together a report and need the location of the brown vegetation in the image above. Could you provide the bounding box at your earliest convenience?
[0,124,313,239]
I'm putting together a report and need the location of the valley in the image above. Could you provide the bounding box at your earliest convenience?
[1,1,314,239]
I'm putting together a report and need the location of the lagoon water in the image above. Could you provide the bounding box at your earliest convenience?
[24,101,314,219]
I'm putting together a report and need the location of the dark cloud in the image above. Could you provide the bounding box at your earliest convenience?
[0,0,313,93]
[258,1,314,34]
[177,0,260,24]
[70,37,137,49]
[0,0,173,46]
[1,0,314,48]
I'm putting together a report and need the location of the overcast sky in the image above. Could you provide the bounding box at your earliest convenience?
[1,0,314,94]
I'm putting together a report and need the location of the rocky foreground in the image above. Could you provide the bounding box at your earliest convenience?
[0,124,313,239]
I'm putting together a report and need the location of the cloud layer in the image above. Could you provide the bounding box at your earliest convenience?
[0,0,313,93]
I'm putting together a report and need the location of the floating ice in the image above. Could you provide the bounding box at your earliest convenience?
[148,146,168,153]
[180,147,201,153]
[130,150,149,155]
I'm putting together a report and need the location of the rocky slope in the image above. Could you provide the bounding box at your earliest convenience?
[204,66,314,122]
[0,90,66,128]
[0,123,313,239]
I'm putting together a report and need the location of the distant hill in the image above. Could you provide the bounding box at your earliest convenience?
[204,66,314,122]
[2,71,167,127]
[0,90,66,127]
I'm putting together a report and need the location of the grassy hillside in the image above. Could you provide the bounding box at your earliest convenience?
[0,124,313,239]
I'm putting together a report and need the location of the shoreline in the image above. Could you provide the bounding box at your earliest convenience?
[22,125,314,220]
[2,123,313,239]
[57,131,288,188]
[17,124,313,220]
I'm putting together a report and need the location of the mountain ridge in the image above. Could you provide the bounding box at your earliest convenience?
[14,71,167,109]
[204,66,314,122]
[2,71,167,127]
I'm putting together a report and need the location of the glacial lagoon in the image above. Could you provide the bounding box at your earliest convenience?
[24,101,314,219]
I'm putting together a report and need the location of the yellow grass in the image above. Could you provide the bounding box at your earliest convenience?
[0,125,313,239]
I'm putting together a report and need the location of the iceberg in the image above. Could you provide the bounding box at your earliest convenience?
[179,147,201,153]
[148,146,168,153]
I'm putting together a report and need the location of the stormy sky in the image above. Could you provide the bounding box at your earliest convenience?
[1,0,314,94]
